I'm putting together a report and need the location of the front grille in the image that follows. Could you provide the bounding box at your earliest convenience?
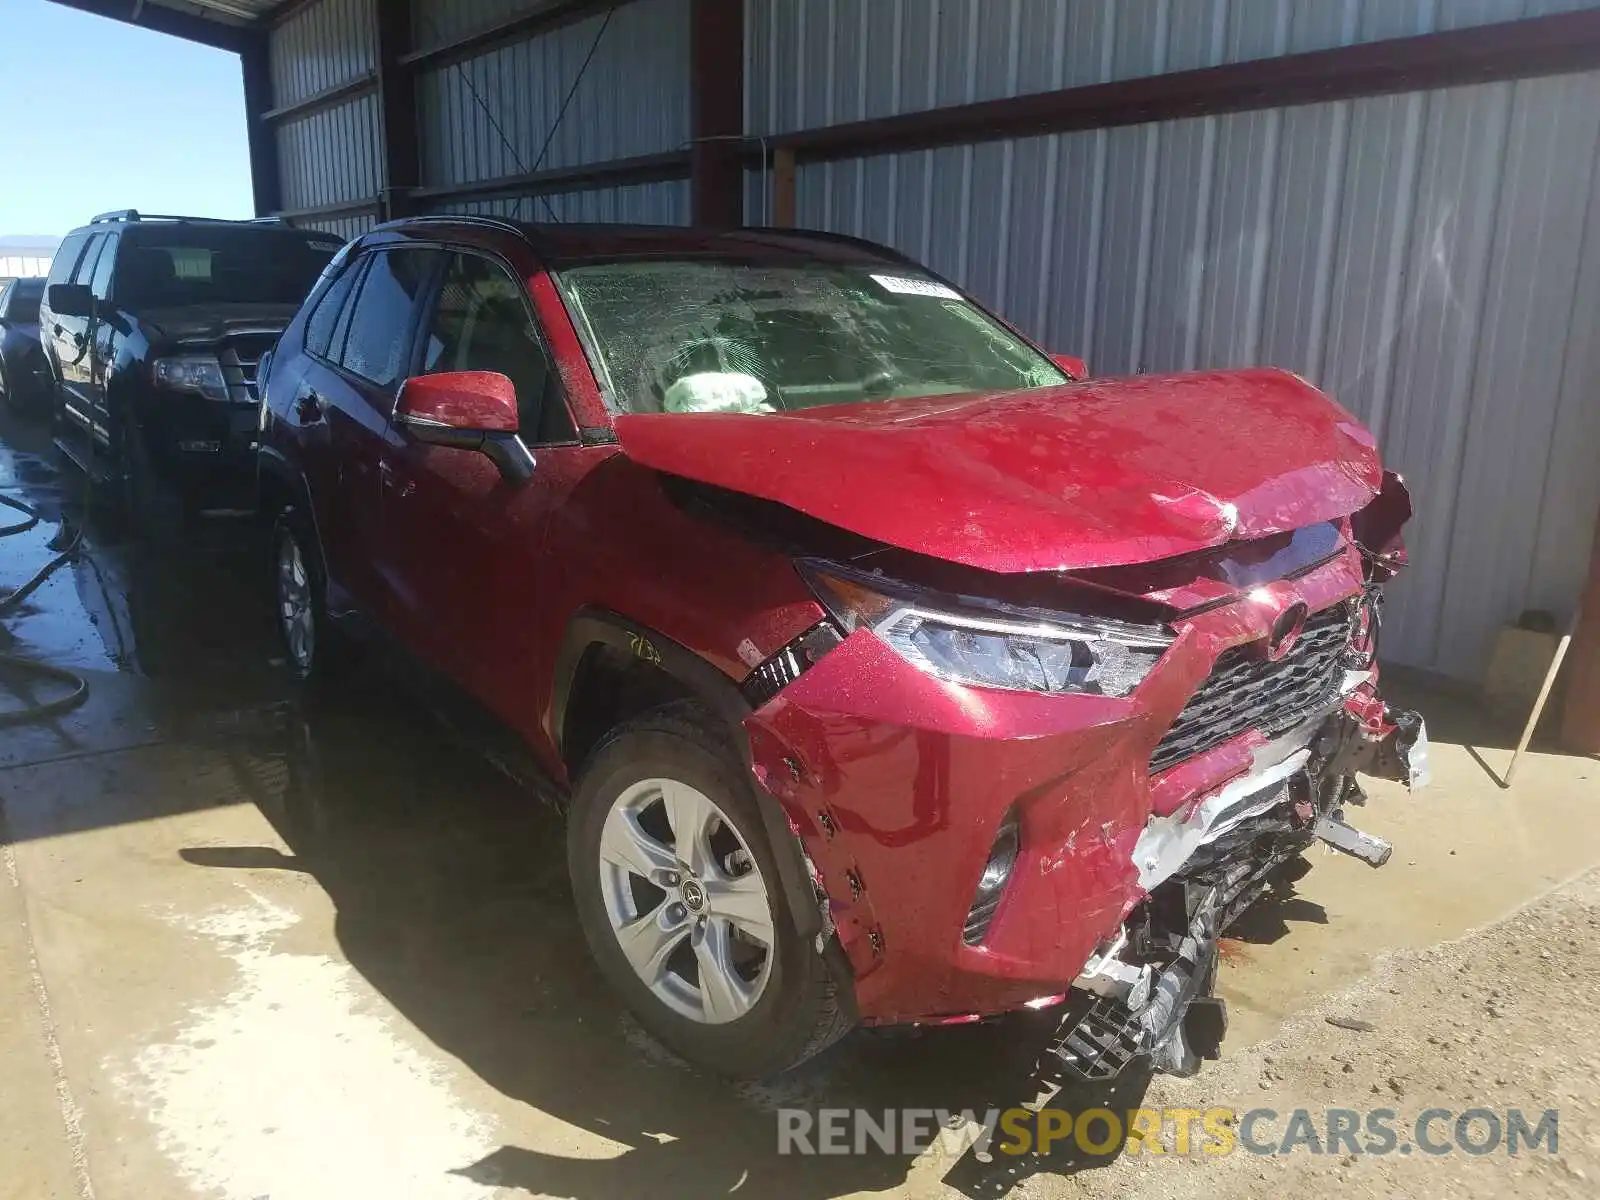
[1150,603,1352,775]
[218,333,278,404]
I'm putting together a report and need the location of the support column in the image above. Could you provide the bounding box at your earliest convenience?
[240,33,282,218]
[690,0,744,227]
[375,0,421,221]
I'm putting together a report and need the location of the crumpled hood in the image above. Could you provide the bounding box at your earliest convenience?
[140,303,298,345]
[613,367,1383,573]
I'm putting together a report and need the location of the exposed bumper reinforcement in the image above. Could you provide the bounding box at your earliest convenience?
[1314,811,1392,866]
[1050,889,1224,1081]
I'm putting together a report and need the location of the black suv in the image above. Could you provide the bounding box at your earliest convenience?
[40,211,342,533]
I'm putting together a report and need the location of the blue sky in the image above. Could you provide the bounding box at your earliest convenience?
[0,0,253,236]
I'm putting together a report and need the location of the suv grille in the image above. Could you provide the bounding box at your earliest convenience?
[1150,602,1352,775]
[218,333,278,404]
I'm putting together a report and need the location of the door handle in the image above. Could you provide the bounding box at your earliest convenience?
[294,390,326,422]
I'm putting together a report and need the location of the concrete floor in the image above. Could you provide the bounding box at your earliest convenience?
[0,405,1595,1200]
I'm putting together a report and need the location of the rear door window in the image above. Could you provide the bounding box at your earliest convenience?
[336,249,440,388]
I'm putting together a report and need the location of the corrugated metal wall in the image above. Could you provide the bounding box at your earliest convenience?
[267,0,692,232]
[745,0,1600,681]
[413,0,691,216]
[268,0,379,230]
[437,180,692,224]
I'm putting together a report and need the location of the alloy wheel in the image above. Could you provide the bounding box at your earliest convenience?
[597,777,776,1024]
[277,532,316,673]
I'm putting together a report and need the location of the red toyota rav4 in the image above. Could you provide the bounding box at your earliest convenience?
[258,216,1428,1080]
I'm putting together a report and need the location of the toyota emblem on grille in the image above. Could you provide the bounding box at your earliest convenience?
[1266,602,1309,661]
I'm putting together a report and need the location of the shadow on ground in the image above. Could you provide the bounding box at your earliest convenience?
[178,675,1185,1198]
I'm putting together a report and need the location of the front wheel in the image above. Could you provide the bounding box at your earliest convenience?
[568,703,853,1077]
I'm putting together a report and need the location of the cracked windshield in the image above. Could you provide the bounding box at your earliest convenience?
[560,261,1067,414]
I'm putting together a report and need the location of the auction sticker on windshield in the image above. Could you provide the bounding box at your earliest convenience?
[870,273,962,300]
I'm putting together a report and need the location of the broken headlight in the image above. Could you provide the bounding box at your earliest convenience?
[798,560,1172,697]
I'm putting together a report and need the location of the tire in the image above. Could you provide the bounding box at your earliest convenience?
[273,513,333,684]
[568,701,854,1078]
[0,359,11,411]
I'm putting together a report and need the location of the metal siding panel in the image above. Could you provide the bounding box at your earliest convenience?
[275,94,381,210]
[416,0,690,188]
[1434,72,1600,672]
[1143,115,1213,372]
[1358,0,1440,41]
[1047,128,1109,359]
[744,0,1572,137]
[269,0,376,109]
[1197,107,1282,368]
[1374,81,1514,667]
[436,178,689,224]
[1091,124,1155,373]
[1531,136,1600,623]
[414,0,544,46]
[1259,100,1349,376]
[1319,93,1426,438]
[1286,0,1363,52]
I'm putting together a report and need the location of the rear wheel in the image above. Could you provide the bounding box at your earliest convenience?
[568,703,853,1077]
[274,515,329,683]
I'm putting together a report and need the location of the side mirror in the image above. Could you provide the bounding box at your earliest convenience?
[47,283,94,319]
[1051,353,1089,381]
[394,370,534,482]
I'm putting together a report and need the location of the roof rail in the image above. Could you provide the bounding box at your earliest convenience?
[379,213,530,239]
[89,210,288,226]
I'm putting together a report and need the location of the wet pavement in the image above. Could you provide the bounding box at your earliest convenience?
[0,402,1596,1200]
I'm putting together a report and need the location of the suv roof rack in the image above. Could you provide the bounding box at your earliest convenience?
[376,213,529,239]
[90,210,288,226]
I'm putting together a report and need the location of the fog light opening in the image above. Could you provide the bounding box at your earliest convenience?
[963,809,1020,945]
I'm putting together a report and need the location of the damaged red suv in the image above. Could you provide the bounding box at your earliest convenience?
[258,216,1428,1079]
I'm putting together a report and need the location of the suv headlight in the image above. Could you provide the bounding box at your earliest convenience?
[798,560,1172,697]
[152,355,227,403]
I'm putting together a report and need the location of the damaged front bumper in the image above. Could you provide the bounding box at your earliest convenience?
[742,546,1428,1071]
[1055,694,1430,1080]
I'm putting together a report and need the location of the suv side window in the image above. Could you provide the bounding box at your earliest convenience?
[304,258,362,359]
[337,248,439,388]
[46,233,90,287]
[72,234,108,287]
[90,234,117,300]
[418,252,575,443]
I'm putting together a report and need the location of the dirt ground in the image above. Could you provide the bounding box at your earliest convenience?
[1057,869,1600,1200]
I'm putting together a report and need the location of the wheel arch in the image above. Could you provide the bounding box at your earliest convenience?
[554,609,823,940]
[258,448,331,578]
